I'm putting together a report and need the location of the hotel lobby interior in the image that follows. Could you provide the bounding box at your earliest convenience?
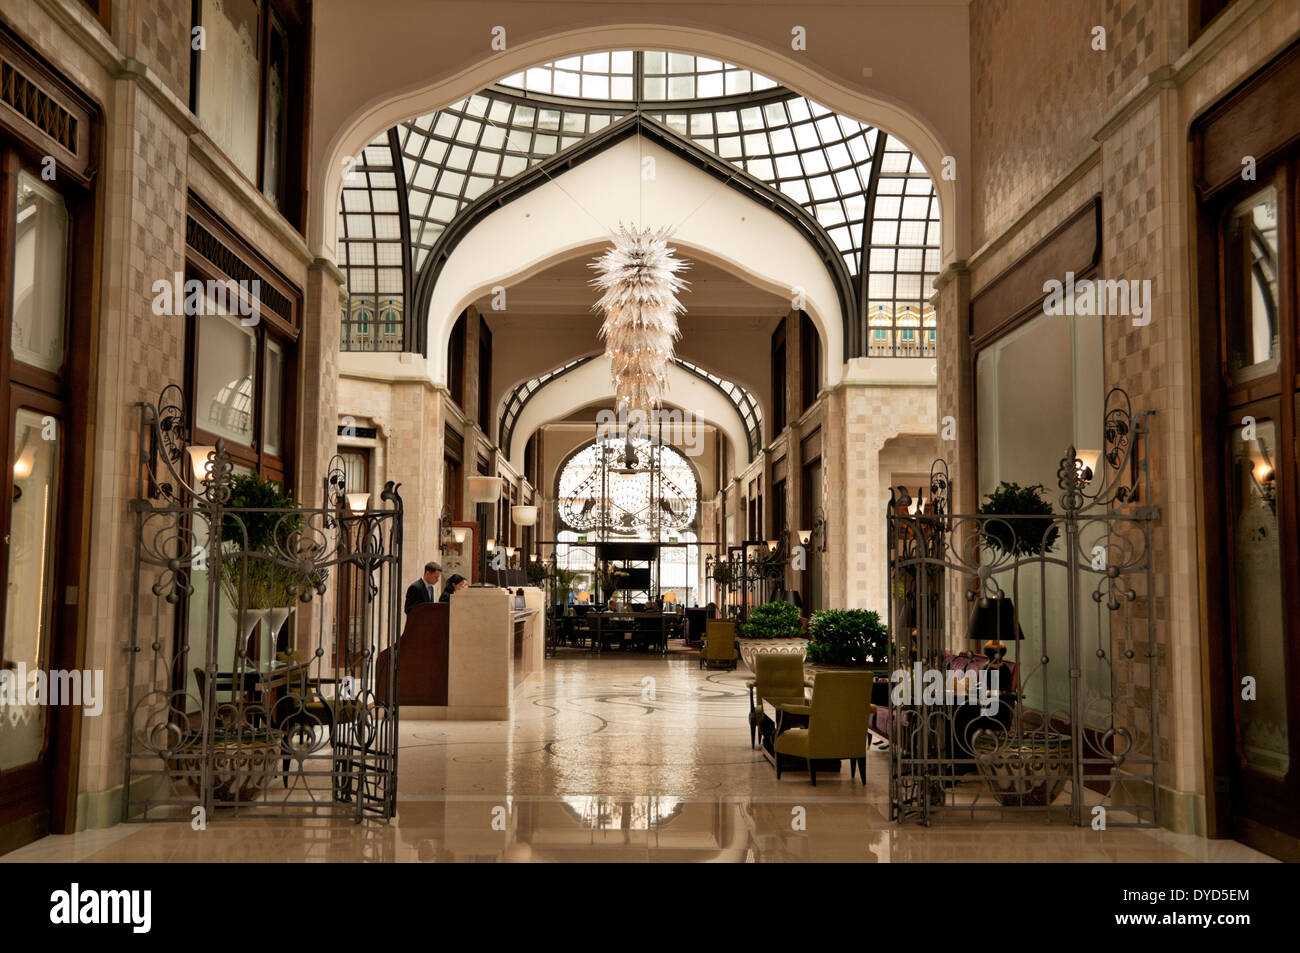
[0,0,1298,874]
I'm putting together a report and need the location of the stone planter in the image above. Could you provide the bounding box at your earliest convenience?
[736,638,808,672]
[169,728,284,803]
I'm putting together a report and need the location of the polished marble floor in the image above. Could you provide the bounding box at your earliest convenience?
[2,657,1275,862]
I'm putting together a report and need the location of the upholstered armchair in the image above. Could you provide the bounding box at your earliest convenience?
[699,619,739,669]
[774,671,874,785]
[746,653,813,748]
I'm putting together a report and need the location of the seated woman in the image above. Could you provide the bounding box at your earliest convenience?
[439,573,469,602]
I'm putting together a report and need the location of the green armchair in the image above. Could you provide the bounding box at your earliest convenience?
[746,653,813,748]
[774,671,874,785]
[699,620,739,669]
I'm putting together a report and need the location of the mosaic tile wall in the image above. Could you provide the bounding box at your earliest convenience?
[962,0,1300,813]
[9,4,328,811]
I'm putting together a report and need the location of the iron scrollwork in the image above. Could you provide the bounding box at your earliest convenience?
[124,389,404,823]
[886,388,1159,834]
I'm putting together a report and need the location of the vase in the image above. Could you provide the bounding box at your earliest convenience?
[736,638,808,672]
[227,606,268,654]
[263,605,296,657]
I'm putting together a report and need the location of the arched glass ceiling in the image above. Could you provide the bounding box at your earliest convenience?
[499,51,780,101]
[338,50,941,355]
[497,355,763,464]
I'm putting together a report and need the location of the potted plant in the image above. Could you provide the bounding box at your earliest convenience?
[973,482,1053,662]
[736,599,807,671]
[596,566,629,610]
[710,560,733,587]
[977,482,1058,557]
[551,566,581,606]
[219,472,306,652]
[806,609,889,668]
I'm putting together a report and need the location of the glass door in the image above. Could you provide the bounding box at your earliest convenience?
[0,159,76,841]
[1213,179,1299,848]
[0,403,61,770]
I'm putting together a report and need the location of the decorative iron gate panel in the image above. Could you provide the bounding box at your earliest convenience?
[886,389,1159,827]
[123,387,403,821]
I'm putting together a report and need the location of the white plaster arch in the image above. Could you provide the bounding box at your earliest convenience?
[313,23,964,267]
[428,137,844,388]
[508,360,750,475]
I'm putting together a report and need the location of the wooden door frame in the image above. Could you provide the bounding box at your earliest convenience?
[1191,38,1300,858]
[0,136,100,841]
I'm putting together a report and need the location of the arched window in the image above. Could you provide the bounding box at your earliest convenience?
[554,435,702,603]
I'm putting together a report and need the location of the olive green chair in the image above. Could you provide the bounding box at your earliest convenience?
[699,620,739,669]
[774,671,875,785]
[746,653,813,749]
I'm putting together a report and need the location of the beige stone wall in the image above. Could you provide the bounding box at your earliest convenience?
[7,1,332,823]
[823,383,937,612]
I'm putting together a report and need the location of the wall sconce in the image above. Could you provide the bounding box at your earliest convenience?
[511,504,538,526]
[453,526,468,544]
[529,553,538,563]
[13,448,34,480]
[188,445,216,486]
[797,529,811,546]
[346,492,370,512]
[766,539,778,553]
[1075,449,1102,484]
[506,546,517,559]
[486,538,495,552]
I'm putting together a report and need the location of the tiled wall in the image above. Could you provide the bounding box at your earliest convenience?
[7,2,329,817]
[962,0,1300,817]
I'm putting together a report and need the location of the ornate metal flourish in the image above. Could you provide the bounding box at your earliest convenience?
[124,391,405,823]
[886,388,1159,834]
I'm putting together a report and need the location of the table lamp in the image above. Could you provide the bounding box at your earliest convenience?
[966,596,1024,666]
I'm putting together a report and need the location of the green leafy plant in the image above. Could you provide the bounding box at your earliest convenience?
[711,561,733,586]
[741,600,804,640]
[551,566,581,604]
[977,482,1059,556]
[218,472,305,609]
[596,566,629,605]
[806,609,889,666]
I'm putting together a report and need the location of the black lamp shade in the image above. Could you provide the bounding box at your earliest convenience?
[775,589,803,609]
[967,596,1025,643]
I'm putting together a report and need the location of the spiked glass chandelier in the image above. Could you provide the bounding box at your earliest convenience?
[590,225,689,411]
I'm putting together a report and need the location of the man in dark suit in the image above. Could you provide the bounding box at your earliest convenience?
[404,561,442,614]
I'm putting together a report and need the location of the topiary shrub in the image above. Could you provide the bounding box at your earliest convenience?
[806,609,889,666]
[977,481,1059,556]
[741,600,804,640]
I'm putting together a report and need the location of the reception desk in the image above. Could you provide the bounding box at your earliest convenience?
[403,585,543,720]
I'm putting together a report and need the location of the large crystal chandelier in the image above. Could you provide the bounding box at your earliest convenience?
[590,225,689,411]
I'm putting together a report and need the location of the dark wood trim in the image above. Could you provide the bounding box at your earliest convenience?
[1193,39,1300,200]
[185,193,301,334]
[800,426,821,465]
[1192,69,1300,851]
[0,130,101,837]
[969,196,1102,348]
[0,22,98,186]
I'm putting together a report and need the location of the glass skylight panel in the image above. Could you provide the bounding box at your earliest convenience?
[341,51,941,358]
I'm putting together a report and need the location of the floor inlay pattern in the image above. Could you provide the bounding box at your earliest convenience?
[2,658,1275,862]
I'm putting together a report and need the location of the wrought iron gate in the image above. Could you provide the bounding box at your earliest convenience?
[123,386,403,821]
[886,389,1159,827]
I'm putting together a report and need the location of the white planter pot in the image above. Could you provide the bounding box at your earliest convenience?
[736,638,808,672]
